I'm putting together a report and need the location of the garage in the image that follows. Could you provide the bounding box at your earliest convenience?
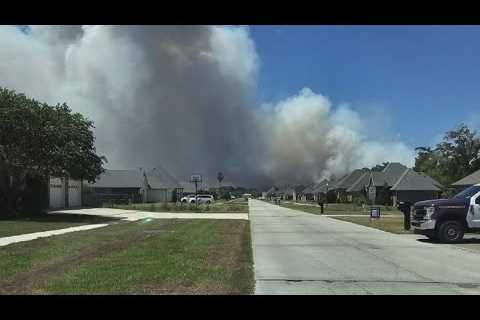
[49,177,65,209]
[48,177,83,209]
[68,179,82,207]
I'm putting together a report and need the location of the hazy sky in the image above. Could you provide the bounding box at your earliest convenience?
[250,25,480,147]
[2,25,478,187]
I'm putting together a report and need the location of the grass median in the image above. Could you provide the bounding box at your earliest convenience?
[278,201,398,216]
[331,215,412,234]
[0,218,254,294]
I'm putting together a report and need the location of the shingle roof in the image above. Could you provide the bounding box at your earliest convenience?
[382,162,408,185]
[370,171,388,187]
[300,183,316,194]
[311,179,330,193]
[391,168,442,191]
[334,169,370,190]
[90,169,145,188]
[452,169,480,186]
[346,172,370,193]
[145,166,181,189]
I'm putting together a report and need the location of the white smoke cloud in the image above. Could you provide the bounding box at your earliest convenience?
[262,88,415,184]
[0,25,415,188]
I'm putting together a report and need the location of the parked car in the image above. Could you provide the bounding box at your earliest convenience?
[411,183,480,243]
[180,194,214,204]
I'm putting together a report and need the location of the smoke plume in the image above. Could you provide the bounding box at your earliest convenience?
[0,25,414,188]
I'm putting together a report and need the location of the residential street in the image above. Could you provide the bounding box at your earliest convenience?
[249,199,480,294]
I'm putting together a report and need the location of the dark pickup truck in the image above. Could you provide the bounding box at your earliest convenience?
[411,184,480,243]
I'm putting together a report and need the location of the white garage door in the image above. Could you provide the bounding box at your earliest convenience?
[68,179,82,207]
[49,177,65,209]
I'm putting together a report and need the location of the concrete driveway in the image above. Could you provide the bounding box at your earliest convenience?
[249,199,480,295]
[49,208,248,221]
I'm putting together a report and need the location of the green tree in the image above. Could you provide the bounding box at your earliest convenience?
[0,88,105,215]
[415,124,480,186]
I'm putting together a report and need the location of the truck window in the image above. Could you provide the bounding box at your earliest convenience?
[453,185,480,200]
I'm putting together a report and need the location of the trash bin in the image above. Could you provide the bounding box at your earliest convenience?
[397,201,412,230]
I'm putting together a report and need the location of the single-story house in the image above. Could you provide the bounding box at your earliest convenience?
[452,169,480,188]
[302,179,329,201]
[274,185,305,201]
[390,168,442,206]
[331,168,370,202]
[365,163,443,205]
[300,183,316,201]
[144,167,183,202]
[86,167,184,205]
[364,162,409,204]
[84,169,147,206]
[345,171,371,202]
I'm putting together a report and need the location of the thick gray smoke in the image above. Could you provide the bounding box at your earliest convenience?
[0,25,414,188]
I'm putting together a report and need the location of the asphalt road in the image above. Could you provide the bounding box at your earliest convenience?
[249,199,480,295]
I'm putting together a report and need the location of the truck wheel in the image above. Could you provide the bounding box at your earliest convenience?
[437,220,464,243]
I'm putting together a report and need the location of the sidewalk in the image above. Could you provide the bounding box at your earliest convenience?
[0,224,108,247]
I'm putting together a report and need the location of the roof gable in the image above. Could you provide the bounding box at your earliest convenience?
[382,162,409,185]
[334,169,369,190]
[311,179,330,193]
[391,168,442,191]
[90,169,144,188]
[346,172,370,192]
[452,169,480,186]
[369,171,388,187]
[145,166,181,189]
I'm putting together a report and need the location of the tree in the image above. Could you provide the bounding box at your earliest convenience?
[217,171,224,187]
[415,124,480,186]
[0,88,105,215]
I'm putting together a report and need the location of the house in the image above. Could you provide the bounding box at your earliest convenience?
[265,186,279,199]
[144,167,183,202]
[365,163,409,204]
[390,168,442,206]
[345,171,371,202]
[84,169,147,206]
[452,169,480,188]
[302,179,330,201]
[273,185,305,201]
[331,169,370,202]
[300,183,316,201]
[365,162,443,205]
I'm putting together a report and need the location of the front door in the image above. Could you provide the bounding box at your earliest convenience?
[468,192,480,228]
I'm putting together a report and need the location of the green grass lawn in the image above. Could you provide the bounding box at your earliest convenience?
[0,214,117,238]
[278,201,398,216]
[110,198,249,213]
[0,219,254,294]
[331,216,412,234]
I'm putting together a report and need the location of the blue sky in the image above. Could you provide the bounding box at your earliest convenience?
[249,25,480,148]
